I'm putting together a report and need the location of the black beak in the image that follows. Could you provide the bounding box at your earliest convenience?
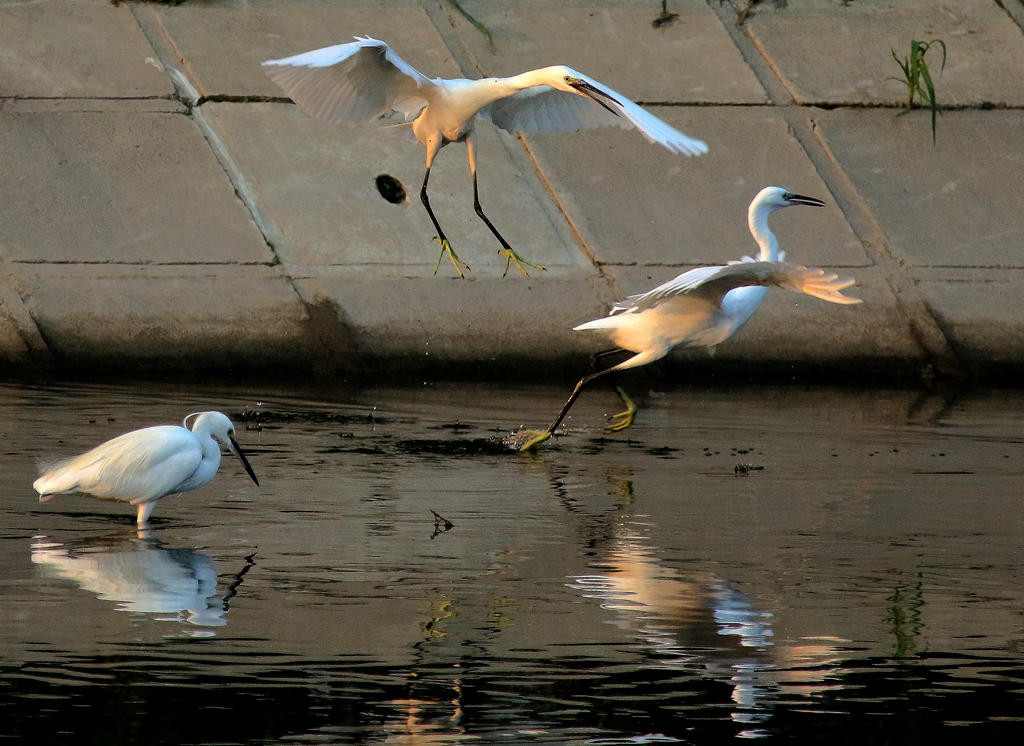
[571,80,622,117]
[786,193,826,208]
[229,435,260,486]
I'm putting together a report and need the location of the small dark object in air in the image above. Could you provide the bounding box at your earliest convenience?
[375,174,408,204]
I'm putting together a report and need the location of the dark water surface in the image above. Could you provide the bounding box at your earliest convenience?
[1,380,1023,744]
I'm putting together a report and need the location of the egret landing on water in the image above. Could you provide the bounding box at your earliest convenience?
[262,36,707,277]
[511,187,863,451]
[34,411,259,527]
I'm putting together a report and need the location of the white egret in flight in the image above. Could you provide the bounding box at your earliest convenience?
[515,188,862,450]
[34,411,259,527]
[262,36,708,277]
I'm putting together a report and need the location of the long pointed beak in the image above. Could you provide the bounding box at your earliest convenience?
[228,435,260,486]
[571,79,622,117]
[786,193,826,207]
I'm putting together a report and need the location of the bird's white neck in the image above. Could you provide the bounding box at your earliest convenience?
[502,67,561,90]
[466,67,564,106]
[189,422,224,464]
[748,204,781,261]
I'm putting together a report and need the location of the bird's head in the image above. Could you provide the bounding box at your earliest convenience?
[187,411,259,486]
[758,186,826,211]
[548,66,622,117]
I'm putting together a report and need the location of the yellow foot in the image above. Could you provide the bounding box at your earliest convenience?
[498,247,546,278]
[519,429,552,451]
[502,428,552,451]
[433,237,470,278]
[605,387,638,432]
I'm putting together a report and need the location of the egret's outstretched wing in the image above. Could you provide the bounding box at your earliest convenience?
[614,261,861,313]
[262,36,432,124]
[481,86,623,134]
[610,265,724,314]
[34,426,202,502]
[685,261,861,305]
[482,70,707,156]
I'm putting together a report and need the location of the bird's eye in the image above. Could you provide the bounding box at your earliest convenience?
[564,76,571,82]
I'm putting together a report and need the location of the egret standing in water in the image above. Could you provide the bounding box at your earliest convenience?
[34,411,259,527]
[262,36,708,277]
[516,187,862,450]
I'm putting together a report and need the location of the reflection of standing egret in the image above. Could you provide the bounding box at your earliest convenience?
[31,535,255,630]
[34,411,258,527]
[262,36,707,277]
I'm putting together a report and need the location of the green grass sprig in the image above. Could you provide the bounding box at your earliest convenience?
[891,39,947,144]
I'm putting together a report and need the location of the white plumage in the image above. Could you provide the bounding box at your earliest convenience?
[263,36,707,276]
[34,411,259,526]
[517,187,862,450]
[574,259,860,361]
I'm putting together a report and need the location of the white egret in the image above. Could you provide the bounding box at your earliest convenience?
[516,188,861,450]
[34,411,259,526]
[262,36,708,277]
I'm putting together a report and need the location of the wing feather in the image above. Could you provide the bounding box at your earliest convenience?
[481,86,621,134]
[483,71,707,156]
[611,265,724,313]
[263,37,432,125]
[612,261,861,313]
[34,426,203,502]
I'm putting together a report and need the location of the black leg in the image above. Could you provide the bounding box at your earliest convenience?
[589,348,638,432]
[519,366,619,451]
[590,347,630,371]
[465,134,545,277]
[421,166,469,277]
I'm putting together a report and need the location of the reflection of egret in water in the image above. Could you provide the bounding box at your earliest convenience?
[568,521,845,732]
[30,534,255,634]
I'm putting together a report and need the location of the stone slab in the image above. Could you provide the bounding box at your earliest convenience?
[146,0,462,98]
[450,0,767,104]
[524,106,868,267]
[815,109,1024,268]
[747,0,1024,106]
[915,269,1024,372]
[293,274,611,375]
[13,265,314,372]
[200,101,584,275]
[0,0,1019,379]
[0,109,273,264]
[0,0,173,98]
[0,274,48,367]
[0,310,29,365]
[0,99,185,114]
[288,264,915,380]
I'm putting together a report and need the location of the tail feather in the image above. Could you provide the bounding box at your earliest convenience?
[33,451,104,498]
[573,315,625,332]
[34,468,81,499]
